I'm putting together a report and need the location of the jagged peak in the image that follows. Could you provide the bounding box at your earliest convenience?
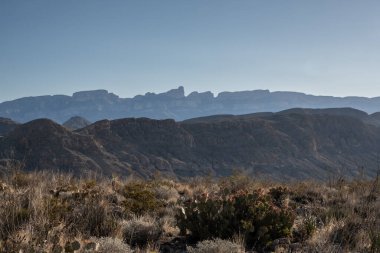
[138,86,185,99]
[159,86,185,98]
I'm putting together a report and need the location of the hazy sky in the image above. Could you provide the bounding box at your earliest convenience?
[1,0,380,102]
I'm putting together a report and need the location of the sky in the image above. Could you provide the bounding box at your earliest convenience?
[1,0,380,102]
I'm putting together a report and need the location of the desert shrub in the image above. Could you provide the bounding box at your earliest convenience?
[121,182,164,215]
[370,232,380,253]
[10,172,30,188]
[330,221,363,250]
[187,238,244,253]
[303,216,317,237]
[0,193,31,240]
[65,198,116,237]
[161,215,180,237]
[291,190,324,205]
[268,186,290,208]
[44,186,116,238]
[218,172,253,194]
[121,215,163,248]
[82,179,97,191]
[90,237,133,253]
[294,216,317,241]
[64,240,81,253]
[1,233,33,253]
[176,189,295,249]
[153,184,179,204]
[44,196,72,224]
[321,203,351,223]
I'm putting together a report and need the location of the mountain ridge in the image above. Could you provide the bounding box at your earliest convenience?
[1,108,380,180]
[3,87,380,123]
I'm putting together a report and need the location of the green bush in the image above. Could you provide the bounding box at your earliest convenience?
[176,189,295,249]
[121,182,164,215]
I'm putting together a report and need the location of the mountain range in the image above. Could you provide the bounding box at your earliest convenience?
[1,108,380,180]
[2,86,380,123]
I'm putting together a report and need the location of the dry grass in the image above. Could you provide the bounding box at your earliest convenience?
[187,238,245,253]
[120,215,162,247]
[0,170,378,252]
[91,237,132,253]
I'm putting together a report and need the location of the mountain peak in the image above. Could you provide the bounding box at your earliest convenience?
[63,116,91,130]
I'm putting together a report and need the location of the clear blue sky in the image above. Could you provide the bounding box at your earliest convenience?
[1,0,380,102]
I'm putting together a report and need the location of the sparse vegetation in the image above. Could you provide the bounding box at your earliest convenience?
[90,237,133,253]
[0,170,379,252]
[176,187,295,249]
[187,238,245,253]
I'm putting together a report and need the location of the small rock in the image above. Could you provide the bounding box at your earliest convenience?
[84,242,96,250]
[71,240,81,250]
[64,244,74,253]
[273,237,291,246]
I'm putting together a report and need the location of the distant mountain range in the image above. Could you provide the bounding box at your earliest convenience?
[1,108,380,180]
[2,86,380,123]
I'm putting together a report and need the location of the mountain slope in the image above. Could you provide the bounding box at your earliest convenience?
[1,109,380,180]
[0,117,19,136]
[0,119,110,174]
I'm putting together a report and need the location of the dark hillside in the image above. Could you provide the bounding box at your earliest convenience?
[0,117,19,136]
[1,109,380,179]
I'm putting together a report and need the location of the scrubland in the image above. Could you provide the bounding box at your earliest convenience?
[0,170,379,253]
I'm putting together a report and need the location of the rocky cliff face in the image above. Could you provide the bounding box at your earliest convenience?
[3,87,380,123]
[1,109,380,180]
